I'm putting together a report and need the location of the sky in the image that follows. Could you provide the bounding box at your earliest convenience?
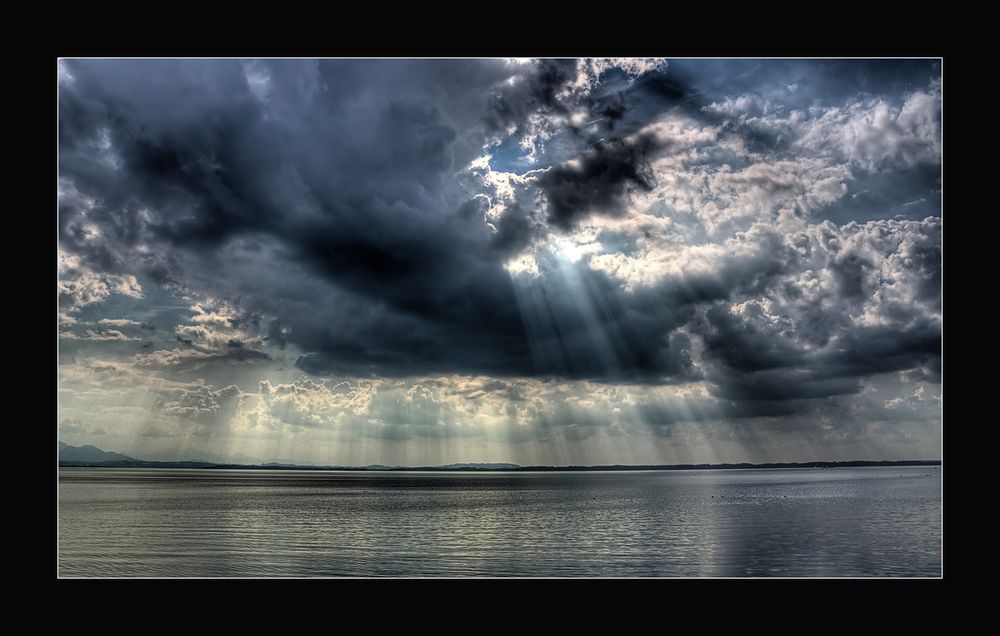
[57,58,942,466]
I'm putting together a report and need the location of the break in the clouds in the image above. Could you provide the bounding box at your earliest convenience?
[57,59,941,465]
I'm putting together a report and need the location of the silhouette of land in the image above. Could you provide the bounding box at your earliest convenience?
[58,444,940,472]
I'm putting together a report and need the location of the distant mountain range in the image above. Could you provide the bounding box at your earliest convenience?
[440,463,521,470]
[59,441,136,463]
[57,443,941,472]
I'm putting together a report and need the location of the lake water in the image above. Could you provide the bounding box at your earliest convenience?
[58,466,941,577]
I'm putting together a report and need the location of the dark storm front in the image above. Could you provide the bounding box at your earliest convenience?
[59,467,941,577]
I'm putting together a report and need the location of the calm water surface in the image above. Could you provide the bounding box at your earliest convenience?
[59,467,941,577]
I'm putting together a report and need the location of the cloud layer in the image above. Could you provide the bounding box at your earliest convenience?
[57,59,942,464]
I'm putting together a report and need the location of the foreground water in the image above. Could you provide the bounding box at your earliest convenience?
[59,466,941,577]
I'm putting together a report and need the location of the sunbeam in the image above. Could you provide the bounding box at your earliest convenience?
[58,58,942,579]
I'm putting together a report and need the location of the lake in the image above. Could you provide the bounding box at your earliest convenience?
[58,466,941,577]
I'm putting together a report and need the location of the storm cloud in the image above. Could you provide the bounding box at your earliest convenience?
[58,59,942,465]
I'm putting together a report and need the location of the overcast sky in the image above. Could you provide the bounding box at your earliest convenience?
[57,58,941,466]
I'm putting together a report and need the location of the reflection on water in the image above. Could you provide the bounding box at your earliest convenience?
[58,467,941,577]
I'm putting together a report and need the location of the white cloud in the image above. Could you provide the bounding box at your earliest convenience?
[134,348,217,369]
[704,80,941,173]
[505,253,541,278]
[156,383,244,424]
[98,318,141,328]
[697,159,849,233]
[58,348,941,464]
[58,250,143,312]
[84,329,135,341]
[797,87,941,171]
[173,298,265,352]
[573,58,667,92]
[60,329,138,341]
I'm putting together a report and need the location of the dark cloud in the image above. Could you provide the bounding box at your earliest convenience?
[596,95,628,131]
[819,320,941,382]
[695,299,939,406]
[484,59,580,137]
[58,59,941,420]
[504,260,706,382]
[490,203,543,256]
[59,60,521,367]
[537,134,661,229]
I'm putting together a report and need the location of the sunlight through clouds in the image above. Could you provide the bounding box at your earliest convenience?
[58,59,941,466]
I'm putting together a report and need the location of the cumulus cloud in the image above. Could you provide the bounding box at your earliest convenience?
[58,250,143,313]
[703,78,941,173]
[796,82,942,171]
[134,346,269,372]
[536,133,662,229]
[60,328,137,341]
[59,362,941,465]
[97,318,141,328]
[57,59,941,464]
[155,383,243,424]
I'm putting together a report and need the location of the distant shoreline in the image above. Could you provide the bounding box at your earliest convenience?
[58,459,941,472]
